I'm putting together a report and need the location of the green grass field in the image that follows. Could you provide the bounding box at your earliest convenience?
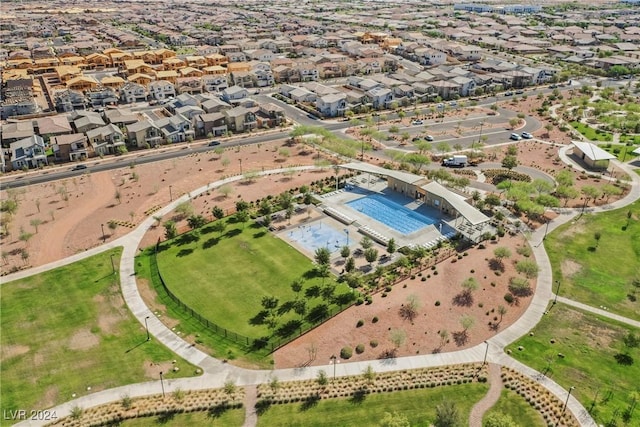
[570,121,613,142]
[544,201,640,319]
[155,219,352,343]
[484,389,546,426]
[0,249,199,421]
[598,144,640,161]
[256,384,488,427]
[507,303,640,426]
[119,408,244,426]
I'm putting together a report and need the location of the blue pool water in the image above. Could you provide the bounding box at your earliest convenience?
[347,194,437,235]
[287,222,349,253]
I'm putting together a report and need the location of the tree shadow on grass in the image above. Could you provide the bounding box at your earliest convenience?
[300,393,320,411]
[249,310,269,326]
[255,399,272,415]
[226,229,242,238]
[202,237,219,249]
[349,388,368,404]
[176,233,199,246]
[176,248,194,257]
[253,230,267,238]
[208,403,231,419]
[614,353,634,365]
[156,411,176,424]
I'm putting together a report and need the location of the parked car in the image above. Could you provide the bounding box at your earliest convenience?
[510,133,522,141]
[411,119,424,125]
[515,90,524,95]
[71,164,87,171]
[208,140,221,146]
[504,91,514,96]
[425,135,434,141]
[521,132,532,139]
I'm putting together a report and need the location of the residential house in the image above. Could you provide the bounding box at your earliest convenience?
[221,85,249,103]
[73,112,106,134]
[224,106,257,132]
[86,124,125,155]
[367,87,393,109]
[120,82,148,104]
[127,119,163,148]
[256,103,285,128]
[289,86,316,103]
[316,93,347,117]
[202,74,229,93]
[54,89,86,112]
[176,105,205,120]
[155,113,195,143]
[201,97,231,114]
[35,115,73,143]
[451,76,476,96]
[429,80,462,99]
[414,48,447,66]
[148,80,176,101]
[10,135,48,170]
[87,88,120,108]
[193,112,228,137]
[51,133,89,162]
[1,120,35,145]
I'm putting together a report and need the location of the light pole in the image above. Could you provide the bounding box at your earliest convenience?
[483,340,489,366]
[344,229,349,246]
[159,371,165,398]
[110,253,116,274]
[169,185,173,201]
[554,280,561,304]
[239,158,243,174]
[145,316,150,341]
[559,386,575,423]
[101,223,106,243]
[329,355,339,380]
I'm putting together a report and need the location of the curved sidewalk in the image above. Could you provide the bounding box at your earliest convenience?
[12,157,640,426]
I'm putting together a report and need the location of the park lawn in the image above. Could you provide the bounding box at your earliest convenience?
[119,408,244,426]
[507,303,640,426]
[256,384,488,427]
[620,134,640,145]
[484,389,545,427]
[570,121,613,142]
[598,144,639,162]
[544,201,640,319]
[156,219,351,340]
[0,249,199,422]
[136,247,272,368]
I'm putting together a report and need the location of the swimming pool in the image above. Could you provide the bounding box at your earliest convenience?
[287,222,349,253]
[347,194,437,235]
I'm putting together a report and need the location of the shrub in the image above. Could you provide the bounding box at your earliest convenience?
[340,346,353,359]
[370,340,379,348]
[356,319,364,328]
[504,293,515,304]
[435,300,441,306]
[372,316,379,323]
[355,344,365,354]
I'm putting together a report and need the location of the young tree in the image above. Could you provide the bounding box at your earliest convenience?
[501,155,518,171]
[187,214,207,230]
[316,370,328,387]
[212,206,225,220]
[556,185,579,207]
[175,201,194,219]
[399,294,420,322]
[581,185,602,209]
[362,365,376,386]
[434,400,460,427]
[235,210,250,228]
[364,247,379,266]
[18,227,33,248]
[219,184,233,198]
[594,231,602,249]
[460,314,475,332]
[114,190,122,204]
[211,221,227,237]
[516,259,540,278]
[360,236,373,250]
[340,245,351,260]
[498,305,507,324]
[163,220,177,239]
[493,247,512,269]
[380,411,410,427]
[460,277,479,299]
[21,248,30,265]
[345,257,356,273]
[314,247,331,266]
[386,238,396,255]
[30,218,43,233]
[390,328,406,349]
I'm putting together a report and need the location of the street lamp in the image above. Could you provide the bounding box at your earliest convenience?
[101,223,106,243]
[329,355,339,380]
[159,371,165,398]
[553,280,561,305]
[145,316,150,341]
[239,158,243,174]
[344,228,349,246]
[483,340,489,366]
[560,386,575,419]
[169,185,173,201]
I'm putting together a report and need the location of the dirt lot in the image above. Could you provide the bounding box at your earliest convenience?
[273,233,533,368]
[0,137,334,273]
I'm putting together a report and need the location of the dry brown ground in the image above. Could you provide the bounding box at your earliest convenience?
[273,234,533,369]
[0,138,333,273]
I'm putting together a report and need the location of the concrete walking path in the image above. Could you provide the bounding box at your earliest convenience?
[10,155,640,426]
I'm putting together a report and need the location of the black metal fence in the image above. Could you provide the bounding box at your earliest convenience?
[151,241,353,353]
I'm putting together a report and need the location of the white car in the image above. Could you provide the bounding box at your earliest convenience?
[411,119,424,125]
[521,132,533,139]
[510,133,522,141]
[425,135,434,141]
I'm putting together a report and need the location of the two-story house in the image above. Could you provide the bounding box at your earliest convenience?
[221,85,249,104]
[86,124,126,155]
[51,133,89,162]
[148,80,176,101]
[10,135,48,170]
[224,106,257,132]
[120,82,148,104]
[316,93,347,117]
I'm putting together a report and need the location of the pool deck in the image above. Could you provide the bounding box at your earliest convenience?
[314,176,454,251]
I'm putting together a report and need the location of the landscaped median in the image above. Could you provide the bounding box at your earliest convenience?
[0,249,200,426]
